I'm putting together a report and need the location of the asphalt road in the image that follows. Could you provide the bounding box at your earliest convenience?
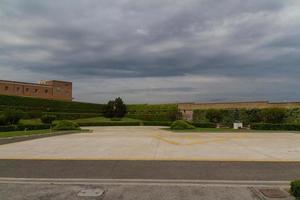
[0,160,300,181]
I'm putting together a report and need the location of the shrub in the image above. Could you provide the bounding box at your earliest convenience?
[251,123,300,131]
[0,114,7,125]
[261,108,286,124]
[170,120,195,130]
[291,180,300,198]
[3,109,24,124]
[41,115,57,124]
[192,122,216,128]
[206,109,223,124]
[53,120,80,130]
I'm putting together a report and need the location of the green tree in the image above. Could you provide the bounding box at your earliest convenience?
[104,97,127,118]
[114,97,127,118]
[205,109,223,124]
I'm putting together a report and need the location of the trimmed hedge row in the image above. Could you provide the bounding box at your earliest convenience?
[192,122,217,128]
[0,124,51,132]
[251,123,300,131]
[193,108,300,126]
[0,95,106,113]
[44,112,101,120]
[77,121,141,127]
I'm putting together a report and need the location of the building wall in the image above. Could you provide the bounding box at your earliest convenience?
[178,101,300,121]
[0,80,72,101]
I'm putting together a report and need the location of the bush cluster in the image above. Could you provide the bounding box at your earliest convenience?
[251,123,300,131]
[291,180,300,198]
[170,120,195,130]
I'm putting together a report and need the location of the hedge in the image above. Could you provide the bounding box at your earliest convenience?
[251,123,300,131]
[193,108,300,126]
[44,112,100,120]
[77,121,141,127]
[192,122,216,128]
[126,104,178,121]
[0,95,106,113]
[0,124,51,132]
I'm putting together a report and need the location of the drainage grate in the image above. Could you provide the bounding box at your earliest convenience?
[259,188,288,198]
[77,188,105,197]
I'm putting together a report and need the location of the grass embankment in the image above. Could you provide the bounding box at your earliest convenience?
[0,129,51,138]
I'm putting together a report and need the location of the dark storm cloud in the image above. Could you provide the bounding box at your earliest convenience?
[0,0,300,102]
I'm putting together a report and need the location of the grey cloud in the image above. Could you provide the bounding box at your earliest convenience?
[0,0,300,103]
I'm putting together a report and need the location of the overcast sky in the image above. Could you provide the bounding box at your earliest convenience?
[0,0,300,103]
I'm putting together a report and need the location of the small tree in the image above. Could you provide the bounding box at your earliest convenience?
[206,109,223,124]
[104,100,115,118]
[104,97,127,118]
[114,97,127,118]
[41,115,57,124]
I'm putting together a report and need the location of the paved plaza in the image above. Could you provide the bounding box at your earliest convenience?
[0,126,300,161]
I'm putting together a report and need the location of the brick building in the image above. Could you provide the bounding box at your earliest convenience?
[0,80,72,101]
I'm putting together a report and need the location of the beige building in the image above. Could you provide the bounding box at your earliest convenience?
[0,80,72,101]
[179,101,300,121]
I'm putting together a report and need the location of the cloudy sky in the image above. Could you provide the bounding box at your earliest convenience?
[0,0,300,103]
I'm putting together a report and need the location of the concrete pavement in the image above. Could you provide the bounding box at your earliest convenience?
[0,126,300,161]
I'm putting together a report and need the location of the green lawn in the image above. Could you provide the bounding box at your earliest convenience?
[0,129,52,138]
[72,117,141,123]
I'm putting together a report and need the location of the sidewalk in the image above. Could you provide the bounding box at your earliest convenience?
[0,178,295,200]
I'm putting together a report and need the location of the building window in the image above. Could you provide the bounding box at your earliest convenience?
[4,86,8,91]
[25,88,29,92]
[45,89,48,94]
[34,89,38,93]
[16,87,20,91]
